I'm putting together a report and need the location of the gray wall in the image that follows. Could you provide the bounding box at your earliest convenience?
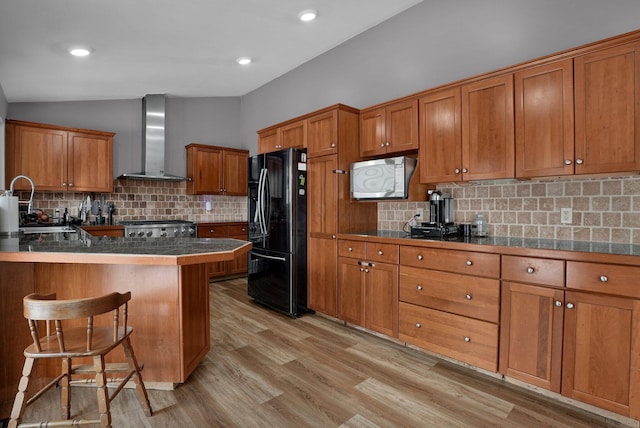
[0,83,7,118]
[7,97,242,177]
[240,0,640,153]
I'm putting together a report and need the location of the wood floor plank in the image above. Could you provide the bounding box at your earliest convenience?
[11,277,635,427]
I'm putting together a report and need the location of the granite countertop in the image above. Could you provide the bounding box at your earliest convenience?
[0,227,251,265]
[347,230,640,258]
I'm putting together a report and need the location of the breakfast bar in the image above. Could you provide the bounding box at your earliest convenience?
[0,229,252,414]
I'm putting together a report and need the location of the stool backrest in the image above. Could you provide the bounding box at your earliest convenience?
[23,292,131,353]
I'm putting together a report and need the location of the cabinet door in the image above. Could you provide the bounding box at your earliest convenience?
[499,282,564,392]
[258,128,280,154]
[189,147,222,194]
[574,42,640,175]
[515,59,575,178]
[307,236,338,317]
[68,132,113,192]
[562,291,639,417]
[386,98,419,154]
[419,88,463,183]
[280,120,307,149]
[338,257,366,326]
[6,124,67,191]
[222,150,248,196]
[307,155,338,235]
[366,262,399,337]
[462,74,515,180]
[180,264,210,377]
[307,111,338,157]
[360,107,386,157]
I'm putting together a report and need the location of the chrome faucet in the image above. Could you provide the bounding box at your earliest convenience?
[9,175,35,214]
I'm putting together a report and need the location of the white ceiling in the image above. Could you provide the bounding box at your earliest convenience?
[0,0,422,103]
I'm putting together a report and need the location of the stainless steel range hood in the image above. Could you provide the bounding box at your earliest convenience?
[118,94,187,181]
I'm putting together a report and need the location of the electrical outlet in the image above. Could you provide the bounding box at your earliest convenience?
[561,208,572,224]
[415,208,424,220]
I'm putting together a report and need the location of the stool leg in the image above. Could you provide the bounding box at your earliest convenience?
[8,357,35,428]
[61,357,71,419]
[122,337,153,417]
[94,355,111,428]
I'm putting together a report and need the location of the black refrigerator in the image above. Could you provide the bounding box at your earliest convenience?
[247,148,309,317]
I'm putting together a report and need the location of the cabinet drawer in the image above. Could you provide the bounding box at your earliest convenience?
[502,255,565,287]
[338,240,366,259]
[399,266,499,323]
[567,261,640,298]
[197,224,228,238]
[399,302,498,372]
[226,224,248,236]
[366,242,399,264]
[400,246,500,278]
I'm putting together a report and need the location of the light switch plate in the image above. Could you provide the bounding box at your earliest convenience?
[561,208,572,224]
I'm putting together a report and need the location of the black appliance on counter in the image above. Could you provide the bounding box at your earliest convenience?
[247,148,309,317]
[411,190,458,239]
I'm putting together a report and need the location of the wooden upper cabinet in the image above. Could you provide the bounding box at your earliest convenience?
[360,98,418,158]
[419,87,463,183]
[257,128,280,154]
[307,155,339,235]
[280,119,307,150]
[462,74,515,181]
[574,41,640,175]
[5,120,114,192]
[186,144,248,196]
[307,110,338,157]
[515,59,575,178]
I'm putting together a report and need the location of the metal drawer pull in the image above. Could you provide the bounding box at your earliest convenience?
[417,255,423,260]
[378,250,383,255]
[527,267,535,274]
[465,260,473,266]
[554,300,563,307]
[465,294,472,300]
[566,303,574,309]
[464,336,471,342]
[600,275,608,283]
[415,323,421,328]
[364,268,369,273]
[348,247,353,252]
[416,285,423,291]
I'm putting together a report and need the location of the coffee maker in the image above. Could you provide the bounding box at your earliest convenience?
[410,190,458,238]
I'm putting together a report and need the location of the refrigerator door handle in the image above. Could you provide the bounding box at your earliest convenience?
[257,168,267,235]
[251,251,287,262]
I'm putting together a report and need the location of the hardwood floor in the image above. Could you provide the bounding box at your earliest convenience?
[11,277,634,427]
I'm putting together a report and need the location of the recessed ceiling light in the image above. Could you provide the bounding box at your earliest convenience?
[68,47,92,57]
[236,57,252,65]
[298,9,318,22]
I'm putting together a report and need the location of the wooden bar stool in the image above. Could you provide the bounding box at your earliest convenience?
[8,292,153,428]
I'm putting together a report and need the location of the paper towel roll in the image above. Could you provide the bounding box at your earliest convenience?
[0,195,19,234]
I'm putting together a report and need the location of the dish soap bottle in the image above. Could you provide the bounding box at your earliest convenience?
[473,213,488,237]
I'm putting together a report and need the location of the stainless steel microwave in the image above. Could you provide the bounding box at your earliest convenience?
[350,156,417,200]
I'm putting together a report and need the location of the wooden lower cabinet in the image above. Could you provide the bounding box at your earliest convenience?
[307,236,338,317]
[197,222,248,280]
[399,302,498,372]
[562,291,640,418]
[499,281,565,392]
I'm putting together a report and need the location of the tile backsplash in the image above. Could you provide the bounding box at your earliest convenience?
[17,179,247,224]
[378,175,640,245]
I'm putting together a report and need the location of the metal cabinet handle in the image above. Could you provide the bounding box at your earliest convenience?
[464,337,471,342]
[378,250,383,256]
[210,229,215,233]
[380,143,386,148]
[462,168,468,173]
[417,255,423,260]
[565,159,572,165]
[454,168,461,174]
[348,247,353,252]
[575,159,584,165]
[360,268,365,272]
[554,300,563,307]
[332,235,336,239]
[527,267,535,274]
[364,268,369,273]
[465,294,472,300]
[415,323,421,328]
[68,183,73,187]
[566,303,575,309]
[385,142,390,146]
[331,143,336,148]
[600,275,608,283]
[417,285,423,291]
[465,260,473,266]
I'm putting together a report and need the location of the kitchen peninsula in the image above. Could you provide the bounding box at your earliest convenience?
[0,229,251,414]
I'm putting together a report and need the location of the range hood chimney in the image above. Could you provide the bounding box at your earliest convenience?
[118,94,187,181]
